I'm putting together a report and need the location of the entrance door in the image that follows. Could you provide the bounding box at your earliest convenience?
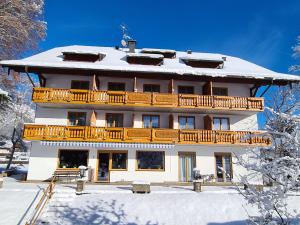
[179,153,196,182]
[97,153,110,182]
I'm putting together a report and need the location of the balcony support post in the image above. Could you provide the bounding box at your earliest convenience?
[259,84,271,97]
[133,77,137,92]
[250,85,260,97]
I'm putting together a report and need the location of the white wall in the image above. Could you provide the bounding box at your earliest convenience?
[27,141,255,183]
[34,107,258,131]
[43,74,252,97]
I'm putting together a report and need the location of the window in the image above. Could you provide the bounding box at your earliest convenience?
[143,115,160,128]
[212,87,228,96]
[179,116,195,129]
[178,86,194,94]
[71,80,90,90]
[143,84,160,93]
[58,150,88,168]
[108,82,125,91]
[111,152,127,170]
[181,57,224,69]
[63,52,105,62]
[136,151,164,170]
[126,54,164,66]
[141,48,176,58]
[68,112,87,126]
[215,153,232,182]
[213,117,230,130]
[106,113,123,127]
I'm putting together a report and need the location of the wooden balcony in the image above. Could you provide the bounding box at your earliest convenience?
[32,88,264,111]
[23,124,271,146]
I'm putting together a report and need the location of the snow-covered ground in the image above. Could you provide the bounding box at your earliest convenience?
[0,176,47,225]
[0,178,299,225]
[36,184,300,225]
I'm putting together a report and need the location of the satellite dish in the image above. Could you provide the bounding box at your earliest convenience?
[121,39,127,47]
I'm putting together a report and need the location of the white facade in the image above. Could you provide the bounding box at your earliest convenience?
[24,73,260,183]
[27,141,252,183]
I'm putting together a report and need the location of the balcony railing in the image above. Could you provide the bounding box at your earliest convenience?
[32,88,264,111]
[23,124,271,146]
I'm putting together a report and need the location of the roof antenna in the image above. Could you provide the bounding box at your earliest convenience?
[120,23,132,48]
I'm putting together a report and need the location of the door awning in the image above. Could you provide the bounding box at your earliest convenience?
[40,141,175,149]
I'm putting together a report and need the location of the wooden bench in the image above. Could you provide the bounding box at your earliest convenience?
[132,181,150,193]
[54,169,80,183]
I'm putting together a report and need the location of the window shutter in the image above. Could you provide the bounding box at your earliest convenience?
[132,113,135,127]
[204,115,213,130]
[90,110,97,126]
[202,81,212,95]
[168,79,174,94]
[169,114,174,129]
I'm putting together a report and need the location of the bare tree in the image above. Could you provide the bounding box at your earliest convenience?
[0,0,46,169]
[0,0,46,60]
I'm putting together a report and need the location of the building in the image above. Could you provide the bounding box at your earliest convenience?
[1,43,299,183]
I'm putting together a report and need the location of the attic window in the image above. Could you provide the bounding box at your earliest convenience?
[62,51,106,62]
[181,57,224,69]
[126,53,164,66]
[141,48,176,58]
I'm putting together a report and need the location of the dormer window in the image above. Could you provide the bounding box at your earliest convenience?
[126,53,164,66]
[141,48,176,58]
[181,57,224,69]
[62,51,105,62]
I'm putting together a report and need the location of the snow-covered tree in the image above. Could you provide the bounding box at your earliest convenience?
[0,0,46,60]
[237,86,300,224]
[0,0,46,166]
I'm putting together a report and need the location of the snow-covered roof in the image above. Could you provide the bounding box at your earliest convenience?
[1,45,299,83]
[62,50,105,56]
[180,56,224,63]
[141,48,176,54]
[127,53,164,59]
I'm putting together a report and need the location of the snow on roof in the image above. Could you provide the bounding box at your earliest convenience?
[127,53,164,59]
[62,50,105,56]
[1,45,300,82]
[180,56,224,63]
[141,48,176,54]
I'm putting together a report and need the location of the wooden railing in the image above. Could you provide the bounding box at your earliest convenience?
[32,88,264,111]
[23,124,271,146]
[25,175,56,225]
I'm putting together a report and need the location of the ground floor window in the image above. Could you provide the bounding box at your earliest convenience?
[111,152,127,170]
[136,151,165,170]
[215,153,232,182]
[58,150,88,168]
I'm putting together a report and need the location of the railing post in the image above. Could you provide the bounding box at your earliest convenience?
[124,92,127,104]
[151,129,154,141]
[122,128,126,141]
[249,132,253,144]
[151,93,154,105]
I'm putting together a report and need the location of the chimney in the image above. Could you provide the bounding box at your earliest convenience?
[128,39,136,53]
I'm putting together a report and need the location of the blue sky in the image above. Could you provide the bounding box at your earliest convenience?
[40,0,300,127]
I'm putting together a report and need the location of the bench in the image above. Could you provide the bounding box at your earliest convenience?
[132,181,150,193]
[54,169,80,183]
